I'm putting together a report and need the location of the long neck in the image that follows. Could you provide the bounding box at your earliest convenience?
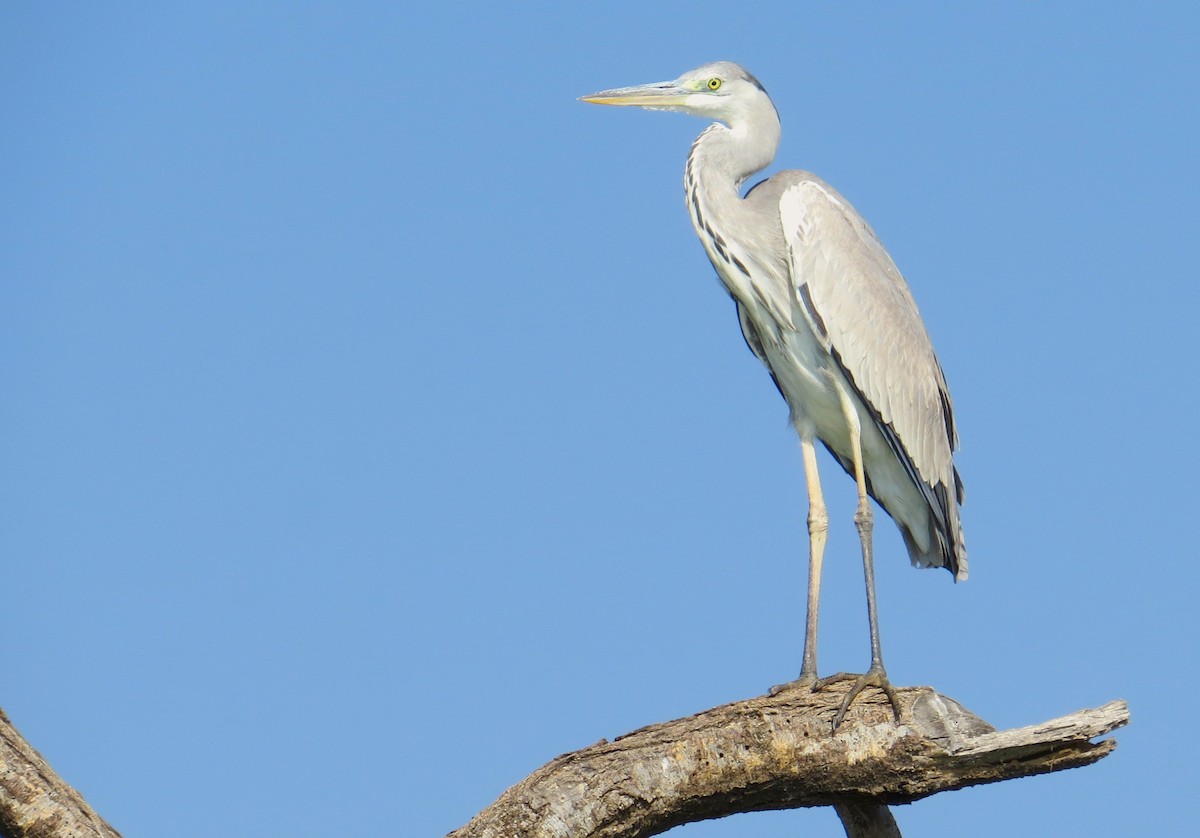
[687,109,780,196]
[683,105,785,318]
[684,106,780,243]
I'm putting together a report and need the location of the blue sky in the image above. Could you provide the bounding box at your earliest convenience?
[3,3,1197,836]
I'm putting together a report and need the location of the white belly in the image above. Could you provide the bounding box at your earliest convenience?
[763,320,935,558]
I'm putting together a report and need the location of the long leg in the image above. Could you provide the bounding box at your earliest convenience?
[824,384,902,728]
[798,436,828,683]
[769,434,829,697]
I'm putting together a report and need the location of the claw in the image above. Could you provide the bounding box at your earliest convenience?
[825,666,902,731]
[768,672,818,697]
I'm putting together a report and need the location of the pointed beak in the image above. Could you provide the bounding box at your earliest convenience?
[579,80,688,108]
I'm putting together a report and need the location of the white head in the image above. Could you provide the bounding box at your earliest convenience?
[581,61,778,130]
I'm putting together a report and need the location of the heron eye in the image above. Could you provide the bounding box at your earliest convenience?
[707,77,722,90]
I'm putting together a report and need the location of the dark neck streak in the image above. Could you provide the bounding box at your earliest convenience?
[684,121,778,308]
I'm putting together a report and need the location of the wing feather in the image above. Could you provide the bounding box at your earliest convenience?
[780,179,956,485]
[780,177,966,576]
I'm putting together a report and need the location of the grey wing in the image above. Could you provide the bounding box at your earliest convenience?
[736,299,786,399]
[780,178,965,560]
[736,299,770,366]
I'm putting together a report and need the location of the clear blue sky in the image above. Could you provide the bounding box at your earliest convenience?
[3,4,1196,836]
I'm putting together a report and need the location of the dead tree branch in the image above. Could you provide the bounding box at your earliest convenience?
[0,707,122,838]
[448,684,1128,838]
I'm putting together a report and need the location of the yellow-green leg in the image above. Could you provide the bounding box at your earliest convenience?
[819,385,902,730]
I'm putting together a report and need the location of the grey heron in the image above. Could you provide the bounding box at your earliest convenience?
[581,62,966,728]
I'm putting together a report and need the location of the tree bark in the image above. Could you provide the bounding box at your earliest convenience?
[0,685,1130,838]
[833,800,901,838]
[0,708,122,838]
[448,684,1129,838]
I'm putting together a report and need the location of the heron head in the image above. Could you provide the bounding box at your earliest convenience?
[581,61,775,126]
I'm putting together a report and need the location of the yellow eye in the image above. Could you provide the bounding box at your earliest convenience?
[707,77,722,91]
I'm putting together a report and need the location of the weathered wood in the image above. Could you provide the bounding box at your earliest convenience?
[834,800,902,838]
[0,707,122,838]
[448,684,1128,838]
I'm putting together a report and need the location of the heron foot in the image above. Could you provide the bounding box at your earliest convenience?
[768,671,819,697]
[817,666,902,730]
